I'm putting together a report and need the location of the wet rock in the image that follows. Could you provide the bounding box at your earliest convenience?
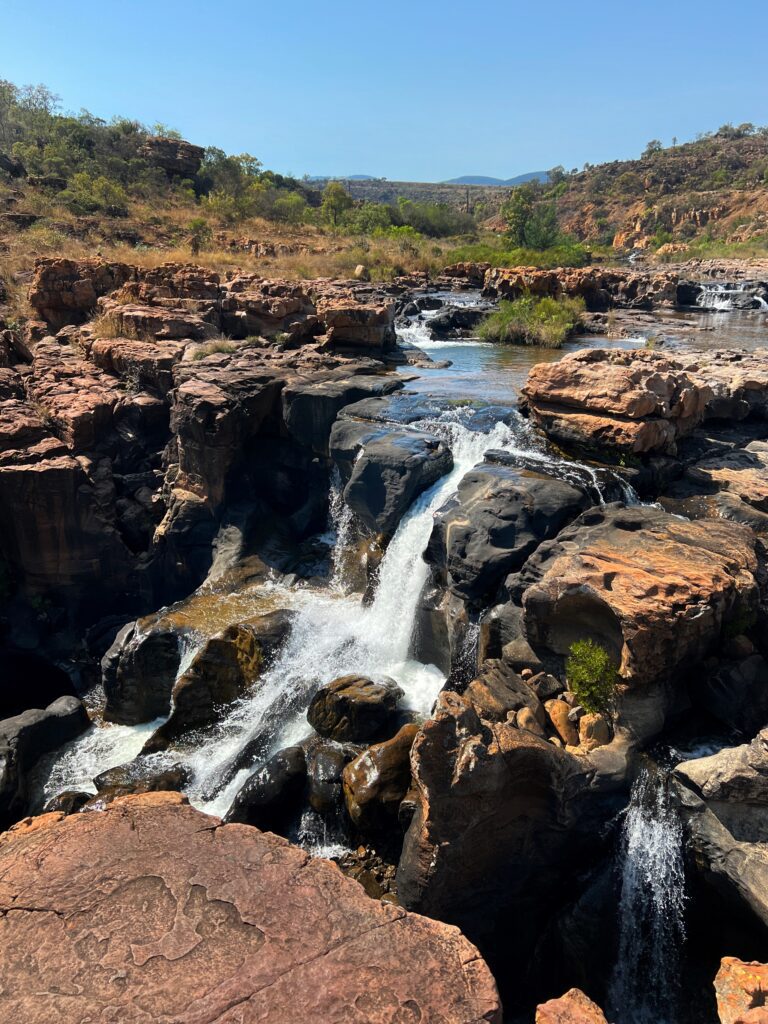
[674,731,768,928]
[307,674,403,743]
[43,789,91,815]
[306,741,352,816]
[428,305,491,339]
[715,958,768,1024]
[102,623,181,725]
[0,696,89,828]
[427,463,589,605]
[142,624,266,751]
[88,761,190,807]
[521,349,711,456]
[343,723,419,835]
[0,794,502,1023]
[514,504,758,697]
[282,372,402,456]
[535,988,609,1024]
[223,745,307,832]
[331,419,453,537]
[700,654,768,735]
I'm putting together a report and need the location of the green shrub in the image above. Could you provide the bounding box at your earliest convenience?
[444,240,589,269]
[565,639,618,714]
[477,293,585,348]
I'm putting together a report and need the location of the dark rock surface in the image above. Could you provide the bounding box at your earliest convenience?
[307,674,404,742]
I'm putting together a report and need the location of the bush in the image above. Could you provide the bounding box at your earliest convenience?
[59,172,129,216]
[477,293,585,348]
[444,240,589,269]
[565,639,618,714]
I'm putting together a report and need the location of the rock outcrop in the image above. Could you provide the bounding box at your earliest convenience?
[715,958,768,1024]
[675,730,768,928]
[514,504,758,696]
[483,265,679,311]
[0,793,502,1023]
[139,136,205,178]
[521,349,712,456]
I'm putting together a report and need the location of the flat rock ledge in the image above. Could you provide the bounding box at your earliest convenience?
[0,792,502,1024]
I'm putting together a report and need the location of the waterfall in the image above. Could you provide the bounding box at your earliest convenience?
[326,465,356,593]
[695,282,768,312]
[608,765,687,1024]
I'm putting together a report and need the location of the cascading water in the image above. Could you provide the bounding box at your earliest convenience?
[608,764,687,1024]
[43,289,642,821]
[695,282,768,312]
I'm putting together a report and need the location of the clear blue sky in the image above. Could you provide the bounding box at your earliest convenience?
[2,0,767,182]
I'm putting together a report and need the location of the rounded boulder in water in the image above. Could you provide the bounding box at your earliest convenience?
[307,674,404,743]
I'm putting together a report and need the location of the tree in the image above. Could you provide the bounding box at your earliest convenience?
[643,139,663,158]
[501,182,559,248]
[321,181,352,225]
[272,191,308,224]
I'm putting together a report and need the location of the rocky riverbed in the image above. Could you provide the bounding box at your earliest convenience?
[1,256,768,1022]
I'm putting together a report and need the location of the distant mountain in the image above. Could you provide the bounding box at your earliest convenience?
[444,171,549,186]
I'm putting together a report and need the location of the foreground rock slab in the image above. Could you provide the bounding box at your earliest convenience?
[535,988,609,1024]
[0,793,502,1024]
[715,958,768,1024]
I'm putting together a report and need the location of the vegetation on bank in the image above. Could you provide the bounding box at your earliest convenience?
[565,639,618,715]
[477,294,585,348]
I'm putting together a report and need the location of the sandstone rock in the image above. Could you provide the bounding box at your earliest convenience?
[700,654,768,735]
[397,691,603,948]
[26,339,122,450]
[677,349,768,422]
[90,336,186,396]
[535,988,609,1024]
[427,463,589,604]
[96,296,219,342]
[578,713,612,752]
[521,349,711,456]
[0,696,89,829]
[315,294,396,351]
[306,741,352,816]
[28,257,132,328]
[686,441,768,513]
[0,794,503,1022]
[674,731,768,928]
[307,674,403,742]
[441,262,491,288]
[331,419,453,537]
[715,958,768,1024]
[515,504,757,694]
[483,265,679,311]
[464,659,544,723]
[545,699,579,746]
[343,723,419,834]
[139,135,205,177]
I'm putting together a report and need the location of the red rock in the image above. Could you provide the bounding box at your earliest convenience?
[28,257,132,328]
[536,988,609,1024]
[521,349,711,455]
[0,793,502,1024]
[715,958,768,1024]
[483,265,679,311]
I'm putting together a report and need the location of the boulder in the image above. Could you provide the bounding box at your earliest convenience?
[483,265,679,311]
[535,988,609,1024]
[521,349,712,456]
[343,723,419,834]
[0,794,502,1022]
[224,745,307,832]
[715,958,768,1024]
[307,674,403,742]
[0,696,89,828]
[330,419,453,537]
[315,294,396,351]
[677,349,768,422]
[426,463,589,604]
[514,504,758,694]
[674,731,768,928]
[428,305,491,339]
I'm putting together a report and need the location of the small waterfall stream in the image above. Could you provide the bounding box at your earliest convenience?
[608,764,687,1024]
[695,282,768,312]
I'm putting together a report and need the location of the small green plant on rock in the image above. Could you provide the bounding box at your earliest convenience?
[565,638,618,714]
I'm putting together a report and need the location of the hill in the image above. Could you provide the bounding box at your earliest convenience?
[445,172,549,186]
